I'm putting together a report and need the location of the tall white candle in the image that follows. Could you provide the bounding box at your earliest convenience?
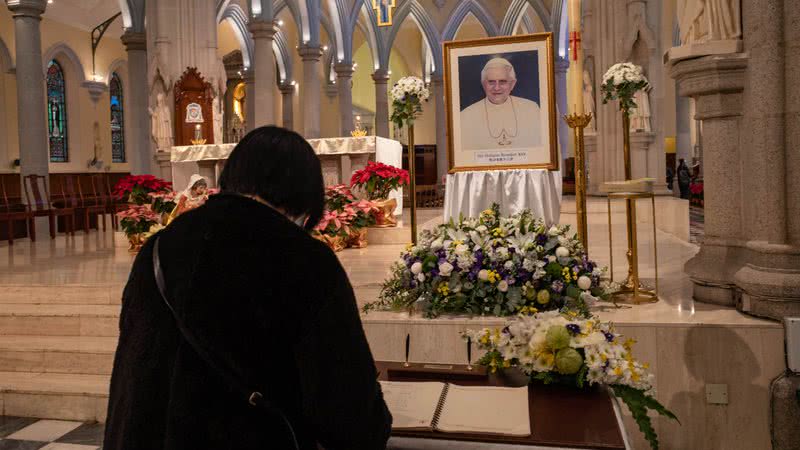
[568,0,584,115]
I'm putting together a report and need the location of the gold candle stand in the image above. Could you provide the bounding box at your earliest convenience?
[564,113,593,254]
[606,191,659,304]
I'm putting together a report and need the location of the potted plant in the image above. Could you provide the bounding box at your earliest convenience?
[113,174,172,205]
[350,161,409,227]
[116,204,162,252]
[346,200,378,248]
[313,209,352,252]
[148,191,178,223]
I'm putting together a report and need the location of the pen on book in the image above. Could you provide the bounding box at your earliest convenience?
[404,333,410,367]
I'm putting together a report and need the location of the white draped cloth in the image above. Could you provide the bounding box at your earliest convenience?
[444,169,562,225]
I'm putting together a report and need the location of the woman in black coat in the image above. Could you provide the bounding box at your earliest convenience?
[104,126,392,450]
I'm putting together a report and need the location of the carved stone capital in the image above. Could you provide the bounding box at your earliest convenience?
[371,69,390,83]
[297,45,323,62]
[81,80,108,104]
[5,0,47,18]
[121,31,147,52]
[333,63,354,79]
[669,53,748,119]
[248,20,278,40]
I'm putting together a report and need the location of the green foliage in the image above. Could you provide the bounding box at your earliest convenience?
[601,78,649,114]
[611,385,680,450]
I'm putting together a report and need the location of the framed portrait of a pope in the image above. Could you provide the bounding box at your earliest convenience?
[444,33,559,172]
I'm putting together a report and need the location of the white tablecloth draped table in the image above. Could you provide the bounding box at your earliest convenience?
[444,169,563,225]
[168,137,404,215]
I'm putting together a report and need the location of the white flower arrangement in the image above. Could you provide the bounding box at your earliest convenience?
[365,204,611,318]
[390,76,430,129]
[466,310,678,449]
[601,62,649,112]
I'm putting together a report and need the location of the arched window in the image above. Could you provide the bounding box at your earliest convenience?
[110,72,125,163]
[46,60,68,162]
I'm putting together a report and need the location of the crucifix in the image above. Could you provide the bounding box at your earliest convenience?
[373,0,396,27]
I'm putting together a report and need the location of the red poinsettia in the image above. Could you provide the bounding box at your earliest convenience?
[113,175,173,204]
[350,162,409,200]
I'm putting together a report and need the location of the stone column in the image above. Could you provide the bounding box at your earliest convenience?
[279,82,294,131]
[243,70,255,132]
[670,54,748,307]
[248,20,278,127]
[298,45,323,138]
[430,74,447,183]
[6,0,48,179]
[372,69,390,138]
[121,31,152,174]
[554,57,570,166]
[334,63,354,136]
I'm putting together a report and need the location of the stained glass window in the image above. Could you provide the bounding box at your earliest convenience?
[110,72,125,163]
[46,60,68,162]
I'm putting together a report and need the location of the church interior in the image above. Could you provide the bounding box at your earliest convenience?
[0,0,799,449]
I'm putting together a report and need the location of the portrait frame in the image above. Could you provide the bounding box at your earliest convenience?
[444,33,559,173]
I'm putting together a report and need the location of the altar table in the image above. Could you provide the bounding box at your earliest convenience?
[168,136,403,214]
[377,361,629,449]
[444,169,562,225]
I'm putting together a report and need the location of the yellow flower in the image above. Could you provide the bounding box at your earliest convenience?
[492,227,505,238]
[613,366,623,376]
[482,209,494,216]
[405,243,414,251]
[486,270,501,284]
[437,284,450,296]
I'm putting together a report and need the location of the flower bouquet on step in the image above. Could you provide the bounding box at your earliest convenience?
[346,200,379,248]
[116,204,162,252]
[113,175,172,205]
[364,204,613,317]
[390,76,430,129]
[465,310,679,450]
[350,162,409,227]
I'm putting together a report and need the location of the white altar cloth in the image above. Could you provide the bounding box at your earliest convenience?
[444,169,562,225]
[169,136,404,214]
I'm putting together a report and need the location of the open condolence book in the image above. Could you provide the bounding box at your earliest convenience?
[379,381,531,437]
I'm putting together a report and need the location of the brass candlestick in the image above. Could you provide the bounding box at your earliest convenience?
[564,113,593,254]
[408,124,418,244]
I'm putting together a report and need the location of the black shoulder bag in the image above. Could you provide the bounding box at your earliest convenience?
[152,237,299,450]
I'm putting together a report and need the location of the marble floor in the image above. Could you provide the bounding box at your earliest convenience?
[0,417,103,449]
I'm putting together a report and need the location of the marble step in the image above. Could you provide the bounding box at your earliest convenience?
[0,284,124,305]
[0,371,109,422]
[0,336,116,375]
[0,304,120,337]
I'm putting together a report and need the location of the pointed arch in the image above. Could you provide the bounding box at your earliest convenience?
[119,0,145,32]
[220,3,256,69]
[273,30,294,83]
[320,13,339,81]
[46,60,69,163]
[442,0,499,41]
[384,0,441,73]
[42,42,87,82]
[110,71,126,163]
[274,0,304,39]
[348,1,383,69]
[0,37,13,74]
[325,0,349,62]
[501,0,551,35]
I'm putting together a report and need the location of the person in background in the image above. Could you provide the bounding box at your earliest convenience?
[104,126,392,450]
[677,159,691,199]
[666,166,674,191]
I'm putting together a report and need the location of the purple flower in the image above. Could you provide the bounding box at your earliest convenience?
[566,324,581,335]
[536,234,548,246]
[603,331,615,342]
[551,280,565,293]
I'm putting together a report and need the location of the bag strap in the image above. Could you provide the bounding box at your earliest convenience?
[152,236,299,450]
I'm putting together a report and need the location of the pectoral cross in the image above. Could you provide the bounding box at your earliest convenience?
[373,0,395,27]
[498,131,512,146]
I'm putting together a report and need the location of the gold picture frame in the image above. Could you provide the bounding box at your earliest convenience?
[444,33,559,173]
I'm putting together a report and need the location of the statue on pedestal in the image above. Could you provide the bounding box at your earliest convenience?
[678,0,742,44]
[582,70,596,132]
[149,93,174,150]
[629,88,651,133]
[213,96,223,145]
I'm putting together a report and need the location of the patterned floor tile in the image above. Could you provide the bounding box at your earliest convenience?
[40,443,99,450]
[6,422,82,443]
[0,440,48,450]
[52,423,103,447]
[0,418,39,439]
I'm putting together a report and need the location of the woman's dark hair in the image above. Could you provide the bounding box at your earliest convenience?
[218,126,324,231]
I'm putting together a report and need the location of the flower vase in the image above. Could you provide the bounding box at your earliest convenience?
[127,233,145,253]
[315,233,346,252]
[347,228,368,248]
[371,198,398,228]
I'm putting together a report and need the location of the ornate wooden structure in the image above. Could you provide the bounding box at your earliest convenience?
[174,67,214,146]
